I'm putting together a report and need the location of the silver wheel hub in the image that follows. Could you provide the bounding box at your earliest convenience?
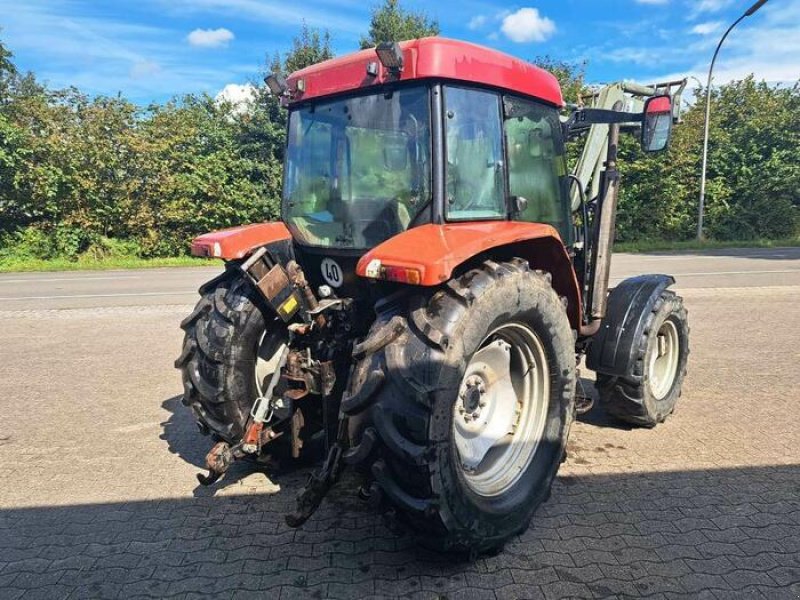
[648,319,680,400]
[453,323,550,497]
[454,340,517,471]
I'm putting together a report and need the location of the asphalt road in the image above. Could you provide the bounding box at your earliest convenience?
[1,247,799,599]
[1,246,799,311]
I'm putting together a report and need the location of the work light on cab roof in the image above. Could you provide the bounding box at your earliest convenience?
[264,72,288,96]
[375,41,404,73]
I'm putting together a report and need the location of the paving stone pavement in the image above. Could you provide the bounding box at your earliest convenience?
[1,277,799,599]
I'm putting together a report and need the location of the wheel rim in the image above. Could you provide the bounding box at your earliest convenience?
[453,322,550,497]
[254,329,287,399]
[647,319,680,400]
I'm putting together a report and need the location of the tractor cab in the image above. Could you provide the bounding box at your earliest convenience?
[269,38,575,295]
[278,39,571,249]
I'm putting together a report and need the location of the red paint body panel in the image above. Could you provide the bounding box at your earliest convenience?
[357,221,553,281]
[190,223,291,260]
[287,38,563,107]
[356,222,582,326]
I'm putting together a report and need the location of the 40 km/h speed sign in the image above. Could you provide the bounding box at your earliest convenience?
[320,258,343,288]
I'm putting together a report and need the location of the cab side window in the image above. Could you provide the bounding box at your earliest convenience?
[444,87,506,220]
[503,96,570,240]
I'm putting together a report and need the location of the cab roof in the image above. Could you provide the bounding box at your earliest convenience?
[286,37,564,107]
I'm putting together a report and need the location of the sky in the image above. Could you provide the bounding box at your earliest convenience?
[0,0,797,105]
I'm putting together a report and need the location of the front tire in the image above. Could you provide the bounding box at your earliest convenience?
[596,290,689,427]
[343,259,576,553]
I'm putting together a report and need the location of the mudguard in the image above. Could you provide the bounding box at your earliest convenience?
[356,222,583,328]
[191,223,292,260]
[586,274,675,377]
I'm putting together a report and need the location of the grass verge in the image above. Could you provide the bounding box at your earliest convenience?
[615,237,800,253]
[0,255,210,273]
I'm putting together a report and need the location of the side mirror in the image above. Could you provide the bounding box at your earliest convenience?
[641,95,673,153]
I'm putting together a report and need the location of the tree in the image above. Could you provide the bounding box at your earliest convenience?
[132,95,276,256]
[271,23,334,75]
[2,26,798,265]
[359,0,439,49]
[0,37,15,78]
[0,33,18,103]
[233,23,336,231]
[615,77,800,242]
[532,56,586,105]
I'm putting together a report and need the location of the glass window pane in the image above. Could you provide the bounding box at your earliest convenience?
[445,87,505,220]
[504,96,570,240]
[284,85,431,249]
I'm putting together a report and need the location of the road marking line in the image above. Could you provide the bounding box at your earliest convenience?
[613,270,800,280]
[661,269,799,276]
[619,250,800,260]
[0,291,196,300]
[2,269,798,301]
[114,421,163,433]
[0,276,143,284]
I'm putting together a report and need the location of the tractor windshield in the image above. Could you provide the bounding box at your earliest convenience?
[283,85,431,249]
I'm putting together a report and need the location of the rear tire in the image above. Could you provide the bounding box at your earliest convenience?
[175,272,287,442]
[343,259,576,554]
[596,290,689,427]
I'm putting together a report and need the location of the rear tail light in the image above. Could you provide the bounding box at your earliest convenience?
[382,266,421,284]
[364,259,421,284]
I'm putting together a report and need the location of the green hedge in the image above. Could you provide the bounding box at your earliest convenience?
[1,37,797,261]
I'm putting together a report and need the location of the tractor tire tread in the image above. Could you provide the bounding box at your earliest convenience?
[344,259,575,554]
[596,290,689,427]
[176,272,280,443]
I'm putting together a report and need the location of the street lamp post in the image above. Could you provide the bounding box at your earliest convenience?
[697,0,769,240]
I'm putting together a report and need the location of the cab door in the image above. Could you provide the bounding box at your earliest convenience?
[503,95,572,243]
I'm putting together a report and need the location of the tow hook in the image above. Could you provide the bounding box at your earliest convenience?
[197,441,235,486]
[196,422,285,486]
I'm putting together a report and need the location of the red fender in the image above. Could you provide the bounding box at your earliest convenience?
[190,223,291,260]
[356,222,582,328]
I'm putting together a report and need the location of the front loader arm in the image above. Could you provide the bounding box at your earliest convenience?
[566,79,687,210]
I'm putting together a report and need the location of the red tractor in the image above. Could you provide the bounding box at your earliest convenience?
[177,38,689,554]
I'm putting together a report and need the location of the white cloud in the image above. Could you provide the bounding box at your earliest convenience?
[468,15,487,30]
[0,1,248,102]
[690,0,734,17]
[603,46,670,66]
[215,82,256,114]
[691,21,722,35]
[500,8,556,43]
[186,27,234,48]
